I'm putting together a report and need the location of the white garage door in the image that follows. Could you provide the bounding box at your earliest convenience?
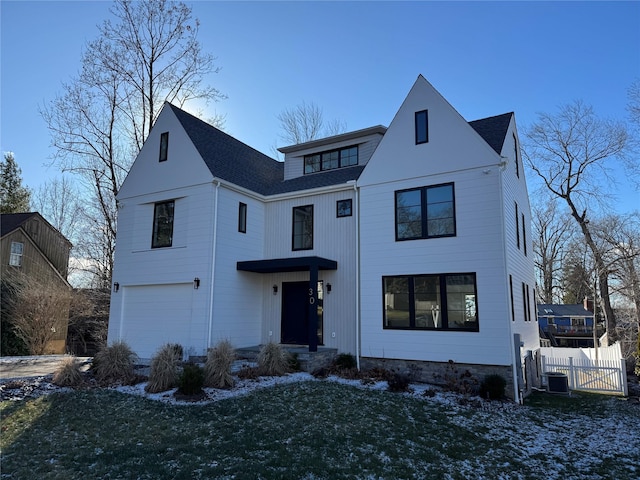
[121,283,193,359]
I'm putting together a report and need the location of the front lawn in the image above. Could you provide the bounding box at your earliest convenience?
[1,381,639,479]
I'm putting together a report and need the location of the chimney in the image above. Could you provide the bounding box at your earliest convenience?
[583,297,594,312]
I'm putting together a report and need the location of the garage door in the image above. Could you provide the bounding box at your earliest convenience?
[121,283,193,359]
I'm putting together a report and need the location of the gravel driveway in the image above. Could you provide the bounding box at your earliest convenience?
[0,355,92,380]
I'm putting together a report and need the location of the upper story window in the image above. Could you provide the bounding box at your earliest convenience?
[159,132,169,162]
[395,183,455,240]
[238,202,247,233]
[9,241,23,266]
[415,110,429,144]
[292,205,313,250]
[515,202,520,249]
[152,200,175,248]
[513,133,519,178]
[337,199,352,218]
[304,146,358,174]
[383,273,478,331]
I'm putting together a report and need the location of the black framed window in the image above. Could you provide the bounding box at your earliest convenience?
[152,200,174,248]
[304,145,358,174]
[395,183,455,240]
[292,205,313,250]
[238,202,247,233]
[515,202,520,249]
[415,110,428,144]
[159,132,169,162]
[509,275,515,321]
[522,213,527,256]
[337,199,352,218]
[383,273,478,331]
[513,134,519,178]
[521,282,527,321]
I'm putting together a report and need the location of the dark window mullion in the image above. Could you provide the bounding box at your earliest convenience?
[408,277,417,328]
[421,187,428,238]
[439,275,449,328]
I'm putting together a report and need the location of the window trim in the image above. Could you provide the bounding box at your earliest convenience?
[159,132,169,162]
[292,204,314,251]
[395,182,456,241]
[415,110,429,144]
[151,200,175,248]
[509,275,515,321]
[9,241,23,267]
[238,202,247,233]
[303,145,359,174]
[336,199,352,218]
[522,213,527,256]
[382,273,479,332]
[513,133,520,178]
[515,202,520,249]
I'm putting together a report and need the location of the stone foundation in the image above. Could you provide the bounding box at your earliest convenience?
[359,357,515,400]
[234,346,337,373]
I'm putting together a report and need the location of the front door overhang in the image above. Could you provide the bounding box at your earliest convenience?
[237,256,337,352]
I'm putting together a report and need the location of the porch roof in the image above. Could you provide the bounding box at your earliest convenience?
[236,256,337,273]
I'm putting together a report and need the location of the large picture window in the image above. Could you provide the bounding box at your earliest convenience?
[383,273,478,331]
[395,183,455,240]
[304,146,358,174]
[292,205,313,250]
[152,200,175,248]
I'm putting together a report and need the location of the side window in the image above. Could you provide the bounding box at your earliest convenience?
[415,110,428,144]
[159,132,169,162]
[522,213,527,256]
[515,202,520,249]
[9,241,23,266]
[513,133,520,178]
[337,199,352,218]
[292,205,313,251]
[152,200,175,248]
[238,202,247,233]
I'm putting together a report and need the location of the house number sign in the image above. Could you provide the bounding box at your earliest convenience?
[309,288,315,304]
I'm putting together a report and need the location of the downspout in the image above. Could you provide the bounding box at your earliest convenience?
[207,180,221,351]
[353,181,361,371]
[498,161,522,404]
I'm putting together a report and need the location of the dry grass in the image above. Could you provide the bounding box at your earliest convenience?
[52,356,84,387]
[257,342,290,376]
[204,340,235,388]
[92,341,137,385]
[145,344,182,393]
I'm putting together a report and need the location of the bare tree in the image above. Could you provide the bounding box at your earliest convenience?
[524,100,630,343]
[32,176,84,243]
[278,101,346,145]
[41,0,224,287]
[3,272,71,355]
[532,195,574,303]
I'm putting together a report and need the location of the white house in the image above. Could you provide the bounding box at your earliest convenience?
[108,75,539,400]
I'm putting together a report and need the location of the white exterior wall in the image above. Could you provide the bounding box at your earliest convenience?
[259,187,358,353]
[358,76,518,367]
[500,119,540,354]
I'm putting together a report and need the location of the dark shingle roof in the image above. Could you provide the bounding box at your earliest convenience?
[537,304,593,317]
[469,112,513,154]
[0,212,37,237]
[169,103,514,195]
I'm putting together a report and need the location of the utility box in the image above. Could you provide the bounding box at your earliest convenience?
[546,372,569,394]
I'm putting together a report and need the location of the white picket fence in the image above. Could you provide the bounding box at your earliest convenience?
[540,344,628,396]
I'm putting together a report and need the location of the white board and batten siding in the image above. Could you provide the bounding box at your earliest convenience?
[258,189,359,354]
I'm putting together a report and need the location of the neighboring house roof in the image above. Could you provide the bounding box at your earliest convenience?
[0,212,38,237]
[537,304,593,317]
[169,103,514,195]
[468,112,513,155]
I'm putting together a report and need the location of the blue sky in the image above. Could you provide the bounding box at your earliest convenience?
[1,1,639,213]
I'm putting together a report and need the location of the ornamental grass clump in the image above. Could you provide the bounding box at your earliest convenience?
[257,342,290,376]
[204,340,235,389]
[52,356,84,387]
[145,343,182,393]
[92,341,137,385]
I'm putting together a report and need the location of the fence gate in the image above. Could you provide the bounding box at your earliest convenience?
[541,356,628,396]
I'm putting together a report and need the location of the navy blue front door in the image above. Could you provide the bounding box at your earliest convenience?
[281,281,309,345]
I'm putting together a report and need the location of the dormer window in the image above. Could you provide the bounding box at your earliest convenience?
[415,110,428,144]
[159,132,169,162]
[304,146,358,174]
